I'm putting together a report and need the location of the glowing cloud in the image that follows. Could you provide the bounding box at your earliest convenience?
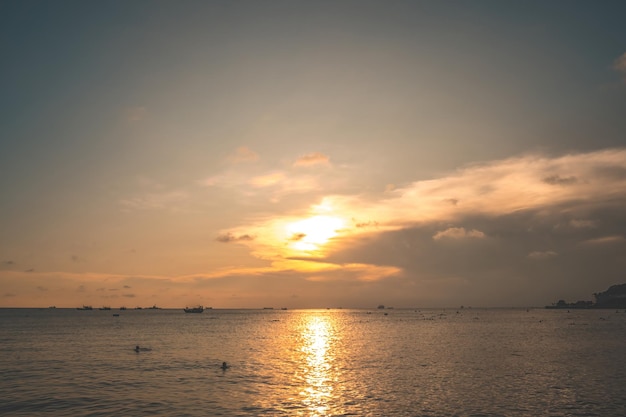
[228,146,259,163]
[580,236,625,245]
[433,227,485,240]
[293,152,330,167]
[325,148,626,231]
[250,172,286,188]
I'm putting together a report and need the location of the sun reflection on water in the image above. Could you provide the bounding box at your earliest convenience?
[298,314,336,416]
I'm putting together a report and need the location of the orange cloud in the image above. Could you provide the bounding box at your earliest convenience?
[433,227,485,240]
[325,148,626,230]
[249,172,286,187]
[293,152,330,167]
[228,146,259,163]
[580,236,625,245]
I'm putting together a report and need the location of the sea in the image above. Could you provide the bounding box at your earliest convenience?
[1,308,625,417]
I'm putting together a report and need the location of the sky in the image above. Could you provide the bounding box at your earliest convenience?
[1,0,626,309]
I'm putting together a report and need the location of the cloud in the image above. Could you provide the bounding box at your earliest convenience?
[354,219,379,229]
[542,175,577,185]
[581,235,625,245]
[216,233,255,243]
[213,148,626,307]
[320,148,626,231]
[289,233,307,241]
[569,219,597,229]
[527,250,558,260]
[249,172,286,188]
[228,146,259,163]
[293,152,330,167]
[433,227,485,240]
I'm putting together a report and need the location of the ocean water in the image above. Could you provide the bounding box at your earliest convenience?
[1,308,625,417]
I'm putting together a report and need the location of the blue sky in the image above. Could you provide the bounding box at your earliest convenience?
[1,1,626,308]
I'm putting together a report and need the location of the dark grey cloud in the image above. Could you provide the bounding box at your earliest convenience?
[216,233,255,243]
[289,233,306,241]
[543,175,577,185]
[354,220,379,228]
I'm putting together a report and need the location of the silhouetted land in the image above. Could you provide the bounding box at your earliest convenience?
[546,283,626,309]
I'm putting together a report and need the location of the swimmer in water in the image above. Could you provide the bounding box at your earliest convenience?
[135,345,140,352]
[221,361,229,370]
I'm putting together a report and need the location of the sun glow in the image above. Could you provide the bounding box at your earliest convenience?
[286,215,345,252]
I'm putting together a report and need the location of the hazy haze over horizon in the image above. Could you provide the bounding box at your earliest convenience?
[1,1,626,308]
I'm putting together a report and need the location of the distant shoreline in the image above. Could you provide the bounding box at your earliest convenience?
[545,283,626,310]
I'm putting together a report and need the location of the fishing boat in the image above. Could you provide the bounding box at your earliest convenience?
[184,306,204,313]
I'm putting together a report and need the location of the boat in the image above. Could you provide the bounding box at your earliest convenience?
[184,306,204,313]
[99,306,111,310]
[76,305,93,310]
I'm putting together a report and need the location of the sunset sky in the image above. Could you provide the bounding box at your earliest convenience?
[2,1,626,308]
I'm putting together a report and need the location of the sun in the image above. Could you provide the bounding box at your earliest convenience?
[286,215,345,253]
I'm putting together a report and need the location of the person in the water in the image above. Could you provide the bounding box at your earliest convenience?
[134,345,151,352]
[221,362,229,370]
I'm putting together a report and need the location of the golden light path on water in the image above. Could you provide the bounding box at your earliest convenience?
[298,314,336,416]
